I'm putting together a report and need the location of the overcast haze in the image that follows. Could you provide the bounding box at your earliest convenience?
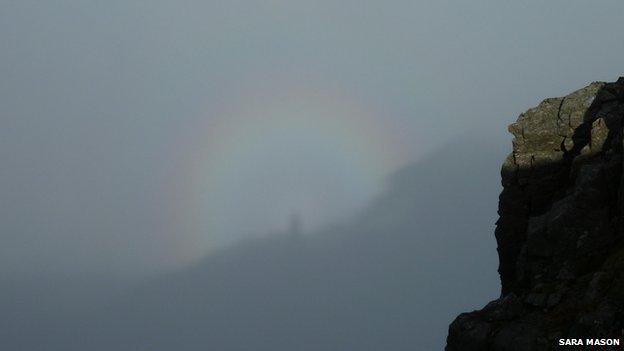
[2,1,624,349]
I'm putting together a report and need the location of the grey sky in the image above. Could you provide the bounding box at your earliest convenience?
[1,1,624,277]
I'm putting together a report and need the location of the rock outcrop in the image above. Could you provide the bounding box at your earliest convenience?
[447,78,624,350]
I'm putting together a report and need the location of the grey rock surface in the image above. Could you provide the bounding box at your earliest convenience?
[447,78,624,350]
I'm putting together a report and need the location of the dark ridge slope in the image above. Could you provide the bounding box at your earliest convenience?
[12,137,504,351]
[447,78,624,350]
[88,138,502,351]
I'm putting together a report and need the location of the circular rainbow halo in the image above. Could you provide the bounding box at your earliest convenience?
[173,80,405,266]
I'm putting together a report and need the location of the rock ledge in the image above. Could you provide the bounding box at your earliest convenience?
[447,78,624,350]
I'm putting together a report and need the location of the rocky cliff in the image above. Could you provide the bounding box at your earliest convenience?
[447,78,624,350]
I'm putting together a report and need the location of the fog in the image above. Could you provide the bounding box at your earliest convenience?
[2,1,624,349]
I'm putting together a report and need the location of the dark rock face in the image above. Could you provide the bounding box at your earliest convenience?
[447,78,624,350]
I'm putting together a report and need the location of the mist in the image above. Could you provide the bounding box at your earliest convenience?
[2,1,624,349]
